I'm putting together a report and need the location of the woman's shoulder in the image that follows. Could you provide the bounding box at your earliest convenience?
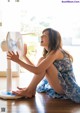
[48,49,64,61]
[56,49,64,60]
[56,49,72,62]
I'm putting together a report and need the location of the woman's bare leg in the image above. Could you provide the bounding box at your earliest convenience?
[46,64,64,94]
[24,63,64,97]
[12,70,46,97]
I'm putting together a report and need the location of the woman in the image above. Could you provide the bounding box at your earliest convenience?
[7,28,80,103]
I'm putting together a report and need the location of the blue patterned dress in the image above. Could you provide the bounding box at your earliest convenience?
[36,50,80,103]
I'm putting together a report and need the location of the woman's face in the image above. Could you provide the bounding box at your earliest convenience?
[40,31,49,50]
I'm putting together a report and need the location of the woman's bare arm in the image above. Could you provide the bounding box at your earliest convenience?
[7,50,60,75]
[23,44,34,66]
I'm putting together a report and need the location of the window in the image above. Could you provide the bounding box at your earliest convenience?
[20,33,42,72]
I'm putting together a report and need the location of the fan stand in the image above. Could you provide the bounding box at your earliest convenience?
[0,57,22,99]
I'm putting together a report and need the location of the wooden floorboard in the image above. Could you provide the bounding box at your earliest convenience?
[0,73,80,113]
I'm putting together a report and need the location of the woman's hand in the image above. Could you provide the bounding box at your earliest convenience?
[7,51,20,63]
[23,44,27,58]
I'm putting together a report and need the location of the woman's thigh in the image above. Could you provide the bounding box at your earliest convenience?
[46,64,64,94]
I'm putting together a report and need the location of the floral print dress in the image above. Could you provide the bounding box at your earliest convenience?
[36,50,80,103]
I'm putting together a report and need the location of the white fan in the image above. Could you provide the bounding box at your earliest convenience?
[0,32,24,99]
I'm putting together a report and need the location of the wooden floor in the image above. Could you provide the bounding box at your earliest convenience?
[0,73,80,113]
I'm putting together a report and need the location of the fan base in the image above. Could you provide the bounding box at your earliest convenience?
[0,90,22,99]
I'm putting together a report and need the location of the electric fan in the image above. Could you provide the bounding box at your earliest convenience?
[0,32,24,99]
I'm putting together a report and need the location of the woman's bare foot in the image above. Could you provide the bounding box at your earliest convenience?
[12,86,36,98]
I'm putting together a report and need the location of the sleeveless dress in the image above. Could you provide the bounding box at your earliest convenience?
[36,50,80,103]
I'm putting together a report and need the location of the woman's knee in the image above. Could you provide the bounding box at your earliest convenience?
[37,57,45,66]
[46,64,58,75]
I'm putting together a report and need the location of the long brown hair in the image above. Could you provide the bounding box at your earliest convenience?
[42,28,73,62]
